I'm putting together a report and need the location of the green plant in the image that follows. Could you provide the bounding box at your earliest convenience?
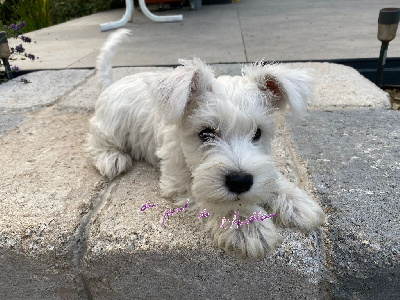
[50,0,112,24]
[2,0,115,32]
[12,0,51,32]
[0,0,20,25]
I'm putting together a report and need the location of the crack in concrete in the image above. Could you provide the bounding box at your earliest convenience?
[72,179,120,299]
[278,115,335,299]
[237,9,248,63]
[66,51,99,69]
[0,70,95,114]
[53,72,96,107]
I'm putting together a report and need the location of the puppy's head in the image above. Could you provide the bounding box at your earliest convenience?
[152,59,313,210]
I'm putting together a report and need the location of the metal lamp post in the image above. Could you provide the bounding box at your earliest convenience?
[376,8,400,87]
[0,31,13,80]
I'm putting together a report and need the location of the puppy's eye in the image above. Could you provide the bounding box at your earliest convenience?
[252,128,262,142]
[199,128,216,143]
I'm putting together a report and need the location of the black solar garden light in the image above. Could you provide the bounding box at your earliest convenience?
[376,8,400,87]
[0,31,13,80]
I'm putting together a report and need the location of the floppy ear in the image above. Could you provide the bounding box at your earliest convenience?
[242,62,314,116]
[149,58,215,124]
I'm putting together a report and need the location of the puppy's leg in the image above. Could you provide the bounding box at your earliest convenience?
[206,205,280,258]
[157,131,192,198]
[273,173,325,230]
[88,126,132,180]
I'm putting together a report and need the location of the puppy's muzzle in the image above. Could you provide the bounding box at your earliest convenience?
[225,172,253,194]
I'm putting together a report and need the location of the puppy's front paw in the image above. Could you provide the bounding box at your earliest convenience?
[94,150,132,180]
[277,186,325,231]
[212,219,280,258]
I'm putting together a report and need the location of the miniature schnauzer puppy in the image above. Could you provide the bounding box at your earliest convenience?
[88,29,325,258]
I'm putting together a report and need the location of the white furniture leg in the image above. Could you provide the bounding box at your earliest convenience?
[100,0,183,31]
[138,0,183,22]
[100,0,134,32]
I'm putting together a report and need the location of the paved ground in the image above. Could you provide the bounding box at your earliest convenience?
[10,0,400,70]
[288,110,400,299]
[0,1,399,299]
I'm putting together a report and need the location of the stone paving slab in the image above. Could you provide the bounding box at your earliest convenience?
[0,70,94,113]
[289,63,391,110]
[0,110,103,299]
[0,108,328,298]
[0,62,396,298]
[82,161,327,299]
[287,109,400,299]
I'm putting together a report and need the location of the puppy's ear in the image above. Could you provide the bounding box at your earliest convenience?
[150,58,215,124]
[242,62,314,116]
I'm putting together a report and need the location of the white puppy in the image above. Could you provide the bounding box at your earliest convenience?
[88,29,325,258]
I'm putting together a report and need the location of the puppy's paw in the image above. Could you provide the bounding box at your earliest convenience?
[212,219,280,258]
[276,186,325,231]
[94,150,132,180]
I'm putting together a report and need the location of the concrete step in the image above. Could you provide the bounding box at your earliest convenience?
[0,63,396,299]
[287,109,400,299]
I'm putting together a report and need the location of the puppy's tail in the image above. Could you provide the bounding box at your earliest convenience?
[96,29,132,90]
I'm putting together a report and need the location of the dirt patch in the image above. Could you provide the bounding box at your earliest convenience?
[384,88,400,110]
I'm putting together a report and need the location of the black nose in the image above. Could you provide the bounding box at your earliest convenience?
[225,172,253,194]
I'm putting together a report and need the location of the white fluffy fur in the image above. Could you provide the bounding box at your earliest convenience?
[96,28,132,90]
[88,29,325,258]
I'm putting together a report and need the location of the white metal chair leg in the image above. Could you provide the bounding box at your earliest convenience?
[138,0,183,22]
[100,0,182,31]
[100,0,134,32]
